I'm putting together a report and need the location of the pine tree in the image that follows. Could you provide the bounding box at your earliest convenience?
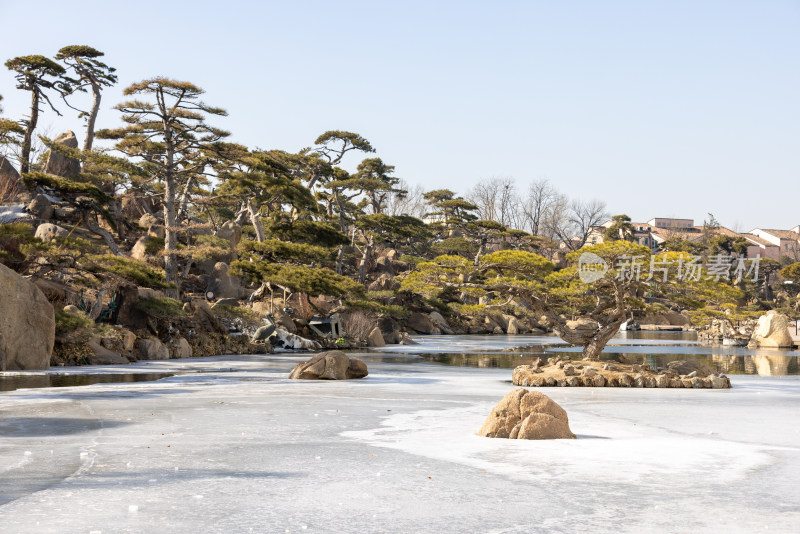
[4,55,69,173]
[98,78,229,296]
[55,45,118,157]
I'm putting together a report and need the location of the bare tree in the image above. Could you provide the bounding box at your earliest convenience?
[520,178,558,235]
[551,198,608,251]
[467,176,519,227]
[386,179,426,218]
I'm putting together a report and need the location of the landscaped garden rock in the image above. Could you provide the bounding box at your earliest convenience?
[512,356,732,389]
[288,350,368,380]
[478,388,576,440]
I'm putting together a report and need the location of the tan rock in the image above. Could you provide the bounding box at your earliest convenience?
[0,263,55,370]
[170,337,193,359]
[87,338,128,365]
[131,236,149,261]
[748,311,794,348]
[138,338,169,360]
[478,388,576,440]
[214,220,242,247]
[406,312,434,334]
[288,350,368,380]
[367,326,386,347]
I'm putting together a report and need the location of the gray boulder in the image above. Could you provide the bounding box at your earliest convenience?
[28,194,53,219]
[44,131,81,177]
[138,338,169,360]
[35,223,69,242]
[406,312,435,334]
[0,263,55,370]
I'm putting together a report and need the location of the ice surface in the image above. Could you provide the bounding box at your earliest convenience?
[0,350,798,533]
[0,205,25,223]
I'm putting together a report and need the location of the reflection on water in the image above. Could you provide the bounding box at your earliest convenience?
[371,332,800,376]
[0,372,174,392]
[399,351,800,376]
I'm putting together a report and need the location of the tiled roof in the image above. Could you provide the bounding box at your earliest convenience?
[758,229,800,240]
[742,233,777,247]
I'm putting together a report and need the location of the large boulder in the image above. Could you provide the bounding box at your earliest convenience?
[478,388,576,440]
[169,337,193,359]
[288,350,368,380]
[35,223,69,242]
[86,338,129,365]
[367,326,386,347]
[406,312,435,334]
[210,262,240,299]
[138,338,170,360]
[0,156,20,195]
[429,311,450,330]
[214,220,242,248]
[0,263,55,370]
[131,236,149,261]
[748,311,794,348]
[28,194,53,220]
[44,131,81,177]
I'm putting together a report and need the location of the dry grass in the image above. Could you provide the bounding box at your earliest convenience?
[339,309,379,340]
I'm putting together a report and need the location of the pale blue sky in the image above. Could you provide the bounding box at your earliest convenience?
[1,0,797,230]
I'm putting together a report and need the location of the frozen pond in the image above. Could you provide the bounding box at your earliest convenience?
[1,337,799,533]
[374,332,800,375]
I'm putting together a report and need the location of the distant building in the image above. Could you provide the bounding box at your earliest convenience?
[747,227,800,260]
[588,217,752,256]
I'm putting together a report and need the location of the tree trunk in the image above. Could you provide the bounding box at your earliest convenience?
[160,87,179,299]
[21,87,39,174]
[177,176,194,222]
[357,236,373,285]
[85,216,122,256]
[247,198,265,242]
[335,244,345,275]
[581,316,627,361]
[82,82,101,168]
[163,175,179,299]
[473,238,486,266]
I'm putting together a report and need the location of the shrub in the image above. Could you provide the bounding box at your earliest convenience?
[55,308,94,335]
[137,297,187,317]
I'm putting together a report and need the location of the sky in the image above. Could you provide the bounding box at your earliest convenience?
[0,0,797,231]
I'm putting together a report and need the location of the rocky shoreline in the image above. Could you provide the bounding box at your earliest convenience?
[512,356,732,389]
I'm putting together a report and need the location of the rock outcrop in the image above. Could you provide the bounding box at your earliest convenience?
[44,131,81,177]
[748,311,794,348]
[288,350,368,380]
[0,263,55,370]
[478,388,576,440]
